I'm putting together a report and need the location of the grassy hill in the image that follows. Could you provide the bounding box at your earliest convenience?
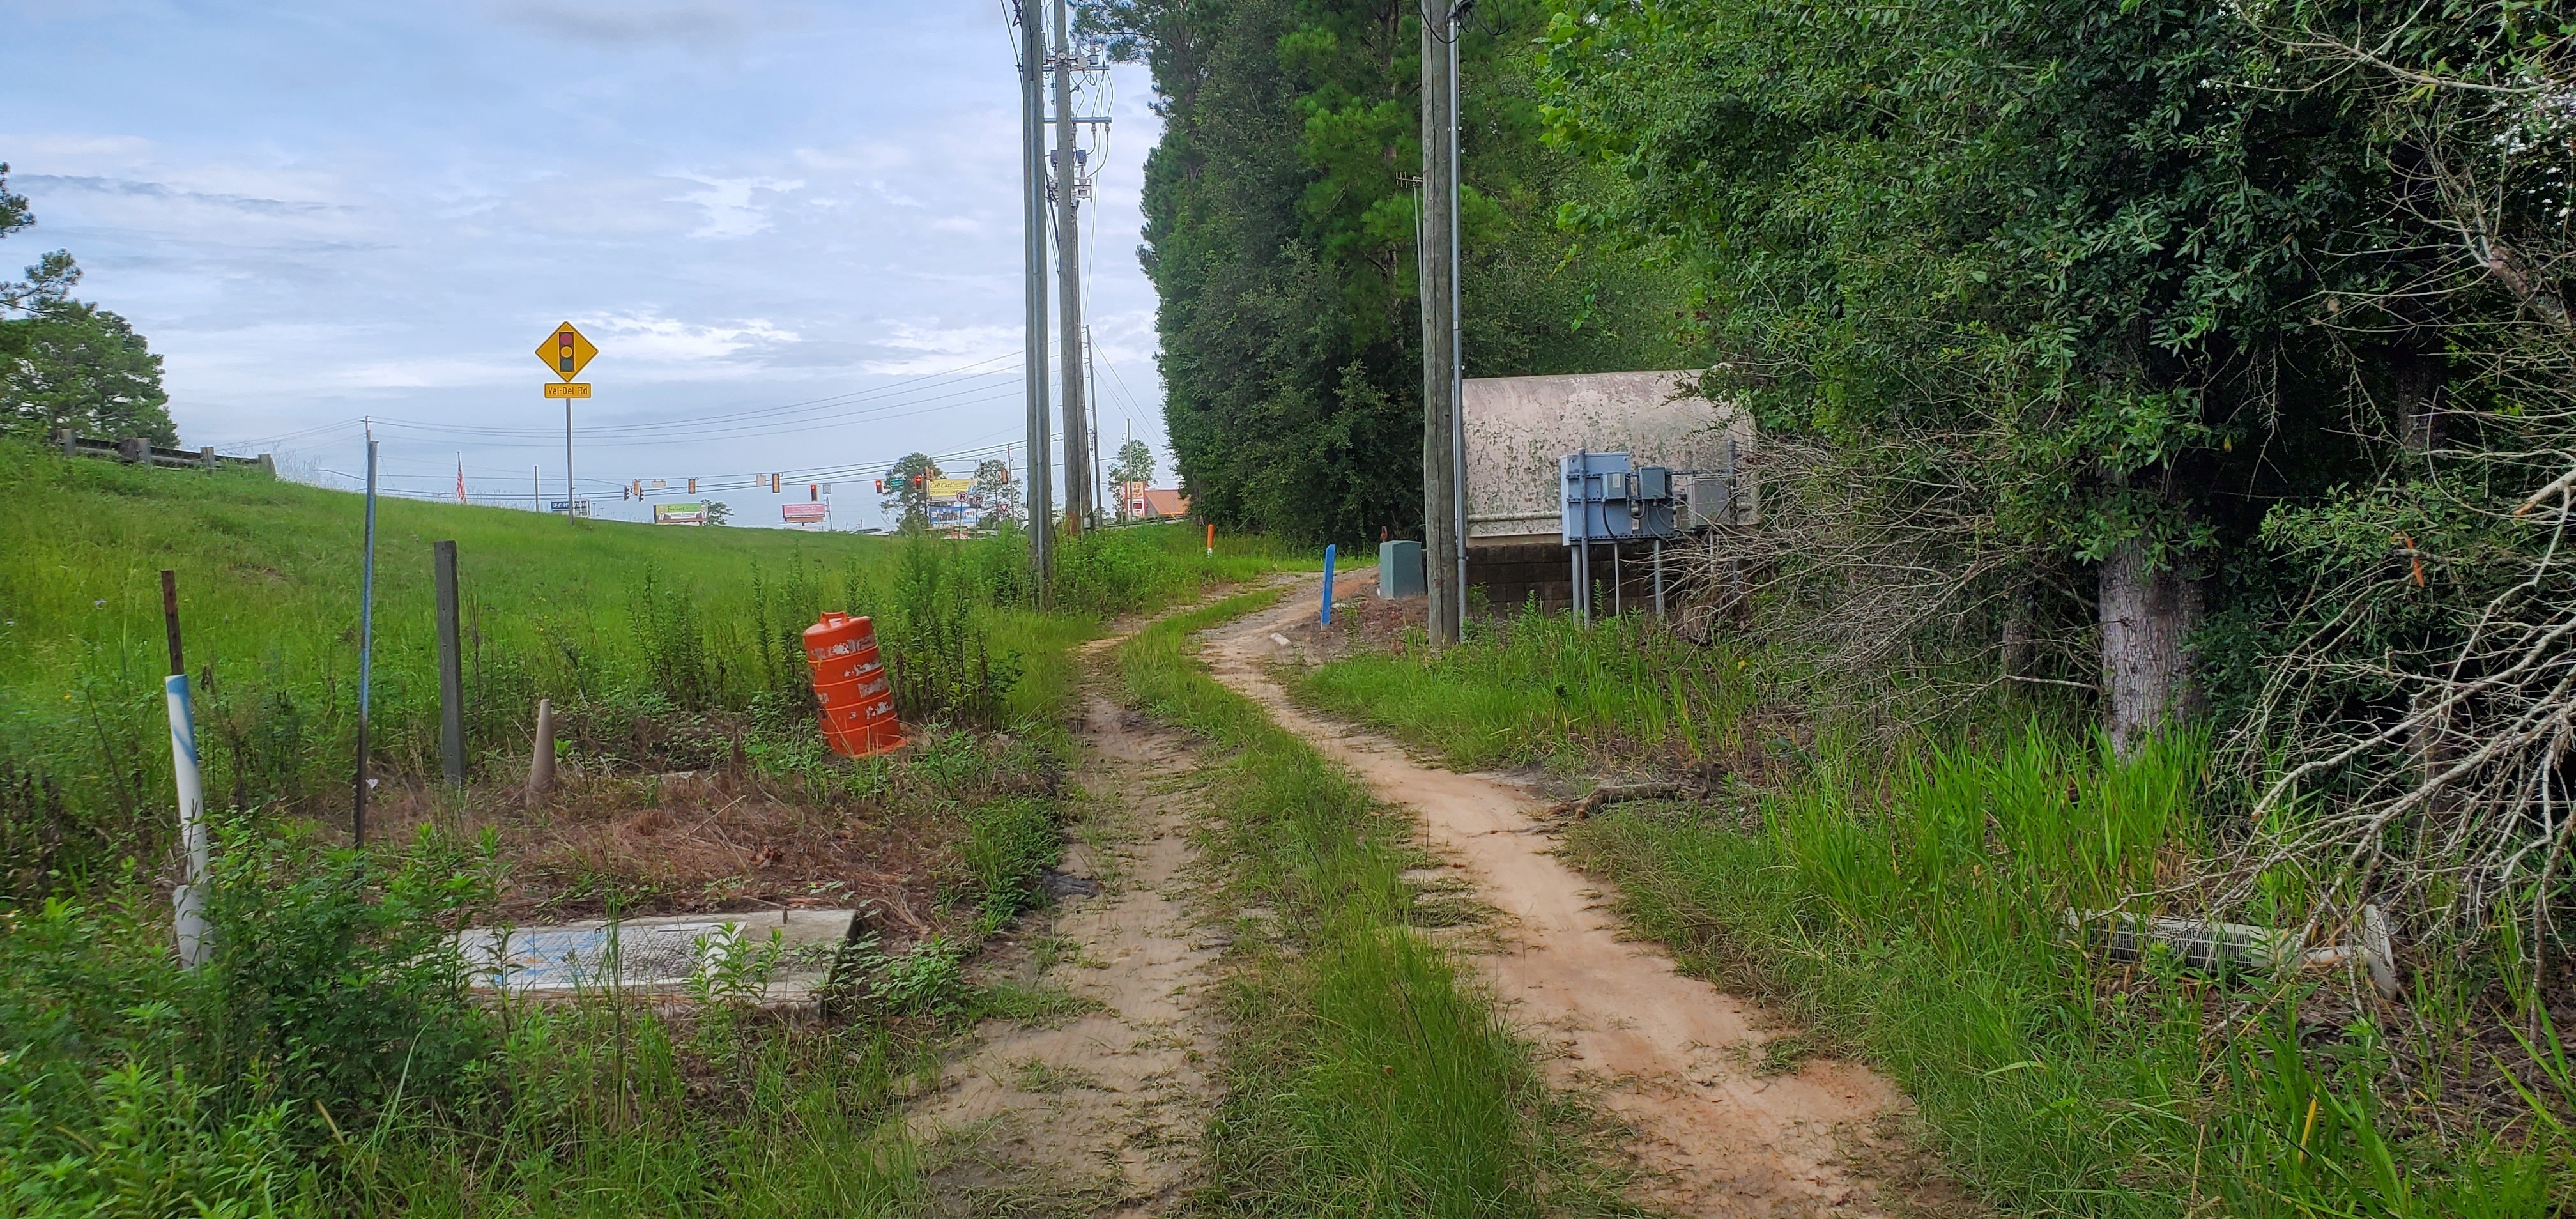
[0,438,1273,894]
[0,438,1306,1216]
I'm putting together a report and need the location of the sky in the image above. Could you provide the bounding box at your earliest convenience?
[0,0,1167,530]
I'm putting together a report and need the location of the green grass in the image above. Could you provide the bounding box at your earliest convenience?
[1114,593,1642,1218]
[0,440,1314,1216]
[1294,604,1758,770]
[1300,613,2576,1216]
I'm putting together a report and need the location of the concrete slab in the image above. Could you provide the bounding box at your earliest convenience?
[454,908,855,1006]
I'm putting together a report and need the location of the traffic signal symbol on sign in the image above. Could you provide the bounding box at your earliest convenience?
[533,322,597,382]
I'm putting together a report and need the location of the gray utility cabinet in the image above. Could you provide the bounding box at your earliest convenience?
[1379,540,1426,598]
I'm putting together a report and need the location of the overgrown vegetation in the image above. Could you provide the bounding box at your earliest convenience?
[1097,0,1688,543]
[1116,592,1642,1216]
[0,441,1303,1212]
[1302,608,2576,1212]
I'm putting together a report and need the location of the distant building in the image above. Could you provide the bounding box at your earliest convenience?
[1131,487,1190,521]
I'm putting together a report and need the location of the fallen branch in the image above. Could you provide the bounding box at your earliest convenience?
[1548,781,1701,820]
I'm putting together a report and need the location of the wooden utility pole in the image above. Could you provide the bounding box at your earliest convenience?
[1051,0,1094,533]
[1419,1,1464,647]
[434,540,466,786]
[1019,1,1054,588]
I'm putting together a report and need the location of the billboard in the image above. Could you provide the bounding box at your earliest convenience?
[546,499,594,518]
[653,502,707,526]
[924,477,974,500]
[782,502,828,525]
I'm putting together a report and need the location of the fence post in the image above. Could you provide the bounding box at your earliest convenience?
[435,541,466,786]
[161,571,208,967]
[52,429,74,457]
[1322,544,1337,625]
[199,446,217,470]
[119,437,147,464]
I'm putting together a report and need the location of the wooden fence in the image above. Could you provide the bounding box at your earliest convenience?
[49,429,273,475]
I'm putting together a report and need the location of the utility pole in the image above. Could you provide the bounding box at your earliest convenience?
[1419,1,1464,647]
[1051,0,1092,534]
[1018,0,1054,587]
[1086,325,1103,529]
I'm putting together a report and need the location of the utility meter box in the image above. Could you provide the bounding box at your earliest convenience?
[1379,540,1426,598]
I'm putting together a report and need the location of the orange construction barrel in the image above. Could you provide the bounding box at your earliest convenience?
[803,613,902,757]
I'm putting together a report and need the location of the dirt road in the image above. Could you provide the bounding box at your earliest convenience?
[905,687,1225,1216]
[1202,582,1920,1217]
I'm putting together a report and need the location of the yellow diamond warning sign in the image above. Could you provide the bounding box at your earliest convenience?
[535,322,597,382]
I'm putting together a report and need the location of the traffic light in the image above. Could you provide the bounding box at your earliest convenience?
[809,484,818,502]
[770,473,781,493]
[873,479,884,494]
[687,478,696,494]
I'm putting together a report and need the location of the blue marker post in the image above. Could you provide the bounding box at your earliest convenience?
[1322,544,1337,625]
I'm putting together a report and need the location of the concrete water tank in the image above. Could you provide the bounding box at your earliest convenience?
[1379,540,1425,598]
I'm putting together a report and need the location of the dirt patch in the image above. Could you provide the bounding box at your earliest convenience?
[364,727,1061,931]
[905,691,1225,1216]
[1204,583,1949,1218]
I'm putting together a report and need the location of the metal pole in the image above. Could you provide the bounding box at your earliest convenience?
[1418,0,1462,648]
[563,401,575,519]
[1052,0,1091,534]
[436,540,465,786]
[1653,539,1666,620]
[161,570,207,967]
[1448,5,1469,629]
[1087,326,1103,530]
[356,438,378,847]
[1019,1,1054,588]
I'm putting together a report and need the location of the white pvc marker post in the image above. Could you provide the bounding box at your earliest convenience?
[160,569,208,968]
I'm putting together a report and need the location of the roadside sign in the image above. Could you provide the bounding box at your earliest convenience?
[654,502,707,526]
[534,322,597,382]
[782,502,828,524]
[544,382,591,399]
[547,499,594,517]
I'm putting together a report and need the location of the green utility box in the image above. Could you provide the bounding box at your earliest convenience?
[1379,540,1425,598]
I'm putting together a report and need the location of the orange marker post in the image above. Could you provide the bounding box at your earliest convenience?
[1205,522,1214,556]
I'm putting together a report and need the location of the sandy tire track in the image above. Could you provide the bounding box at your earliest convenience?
[905,686,1225,1218]
[1200,579,1923,1218]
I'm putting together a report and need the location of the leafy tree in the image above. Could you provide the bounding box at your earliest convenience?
[1108,438,1154,518]
[0,171,174,446]
[1101,0,1687,544]
[970,457,1021,528]
[880,452,942,531]
[702,501,731,526]
[1,251,175,446]
[1540,0,2408,747]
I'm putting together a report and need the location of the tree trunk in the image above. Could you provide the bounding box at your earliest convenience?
[2393,343,2442,459]
[2099,539,2204,755]
[2000,572,2036,683]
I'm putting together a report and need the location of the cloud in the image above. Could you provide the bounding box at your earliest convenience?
[487,0,805,49]
[859,321,1018,375]
[675,175,803,238]
[590,311,800,367]
[19,173,344,220]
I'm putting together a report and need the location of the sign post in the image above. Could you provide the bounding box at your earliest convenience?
[533,322,597,519]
